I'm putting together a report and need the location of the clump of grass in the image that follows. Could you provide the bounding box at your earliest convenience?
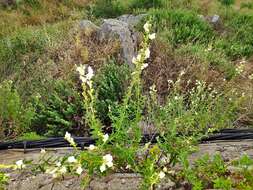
[17,132,45,141]
[0,0,88,37]
[0,20,73,84]
[149,9,214,46]
[215,12,253,59]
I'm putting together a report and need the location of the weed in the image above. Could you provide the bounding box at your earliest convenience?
[150,9,214,46]
[0,80,35,140]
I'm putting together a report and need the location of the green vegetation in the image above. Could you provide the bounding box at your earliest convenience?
[0,0,253,189]
[0,172,8,190]
[94,61,131,125]
[0,80,34,140]
[181,153,253,189]
[31,80,84,137]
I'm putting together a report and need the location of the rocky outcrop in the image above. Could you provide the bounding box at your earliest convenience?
[78,14,145,66]
[79,20,101,36]
[117,14,146,28]
[97,19,138,66]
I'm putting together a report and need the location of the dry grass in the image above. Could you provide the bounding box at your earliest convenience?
[0,0,91,37]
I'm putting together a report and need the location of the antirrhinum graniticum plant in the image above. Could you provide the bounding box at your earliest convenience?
[76,64,106,144]
[109,21,156,146]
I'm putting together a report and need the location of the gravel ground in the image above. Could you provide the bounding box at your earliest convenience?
[1,140,253,190]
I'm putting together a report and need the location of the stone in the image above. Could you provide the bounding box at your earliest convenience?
[97,19,138,66]
[79,20,100,36]
[199,14,222,30]
[117,14,147,28]
[210,15,220,24]
[156,178,176,190]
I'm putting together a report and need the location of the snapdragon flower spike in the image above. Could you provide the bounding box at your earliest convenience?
[132,21,156,73]
[144,22,152,33]
[64,132,77,147]
[76,65,94,87]
[76,65,86,76]
[102,133,109,143]
[149,33,156,40]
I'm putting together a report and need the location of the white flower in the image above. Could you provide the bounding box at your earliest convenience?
[179,70,185,76]
[100,163,106,172]
[126,164,131,169]
[103,154,113,168]
[141,63,149,70]
[159,171,165,179]
[76,65,86,76]
[103,134,109,143]
[40,149,46,154]
[163,167,168,172]
[144,48,150,59]
[59,166,67,174]
[100,154,113,172]
[80,76,87,83]
[16,160,25,169]
[149,33,156,40]
[65,131,71,138]
[76,166,83,175]
[132,54,142,64]
[56,162,61,167]
[132,56,138,64]
[64,132,76,147]
[88,144,96,151]
[86,66,94,80]
[144,22,151,33]
[67,156,77,163]
[137,54,142,61]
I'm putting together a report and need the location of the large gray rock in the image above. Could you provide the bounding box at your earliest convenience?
[118,14,147,28]
[79,20,100,36]
[97,19,138,66]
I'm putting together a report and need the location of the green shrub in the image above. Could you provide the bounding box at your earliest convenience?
[0,22,71,82]
[216,13,253,59]
[0,80,35,140]
[150,9,214,46]
[176,44,236,79]
[89,0,129,18]
[93,61,131,125]
[240,2,253,9]
[218,0,235,7]
[0,172,8,190]
[130,0,165,9]
[0,29,47,81]
[31,80,85,137]
[17,132,45,141]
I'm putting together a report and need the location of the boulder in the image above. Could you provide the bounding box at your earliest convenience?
[79,20,100,36]
[97,19,138,66]
[117,14,147,28]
